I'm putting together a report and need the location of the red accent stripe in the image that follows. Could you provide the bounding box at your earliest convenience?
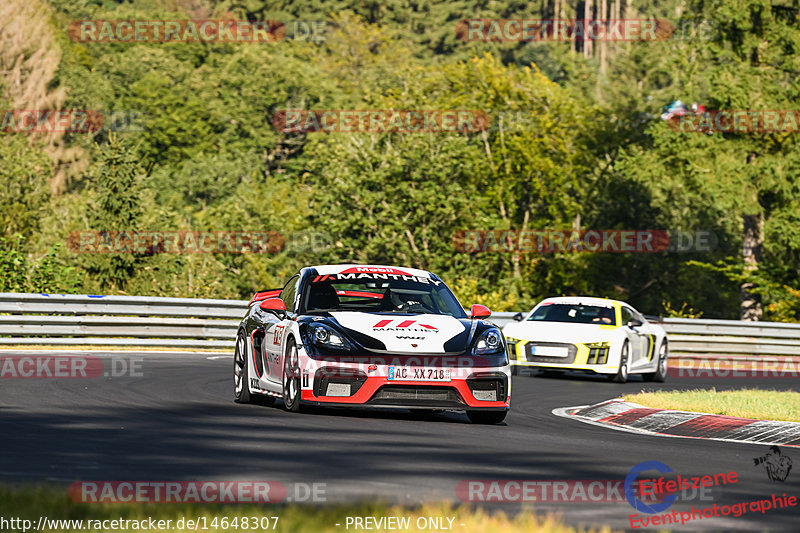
[373,320,392,328]
[597,408,661,425]
[396,320,415,328]
[419,324,437,330]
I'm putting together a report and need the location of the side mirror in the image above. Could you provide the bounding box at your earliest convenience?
[627,318,643,328]
[513,312,524,322]
[260,298,286,315]
[471,304,491,320]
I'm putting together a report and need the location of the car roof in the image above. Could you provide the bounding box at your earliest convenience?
[309,264,434,278]
[536,296,626,308]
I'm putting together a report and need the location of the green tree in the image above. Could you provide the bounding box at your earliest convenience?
[81,134,146,292]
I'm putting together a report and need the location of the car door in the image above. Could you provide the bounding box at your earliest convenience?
[264,274,299,386]
[631,307,660,365]
[621,305,645,364]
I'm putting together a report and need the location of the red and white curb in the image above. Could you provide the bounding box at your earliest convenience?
[553,398,800,448]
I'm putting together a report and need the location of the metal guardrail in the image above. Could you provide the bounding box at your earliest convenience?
[1,293,798,357]
[0,293,247,349]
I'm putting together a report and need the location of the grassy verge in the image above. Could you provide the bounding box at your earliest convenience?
[624,388,800,422]
[0,485,613,533]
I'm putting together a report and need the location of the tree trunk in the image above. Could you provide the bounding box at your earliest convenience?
[741,213,763,321]
[584,0,593,58]
[599,0,607,75]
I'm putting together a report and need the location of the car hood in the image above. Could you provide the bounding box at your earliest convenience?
[503,321,619,344]
[329,312,471,353]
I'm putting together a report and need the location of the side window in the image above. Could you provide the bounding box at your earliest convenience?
[281,275,299,312]
[621,306,634,325]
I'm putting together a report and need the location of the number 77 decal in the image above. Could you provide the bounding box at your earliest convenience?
[273,325,285,345]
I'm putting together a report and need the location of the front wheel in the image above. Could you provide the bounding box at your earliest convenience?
[610,341,630,383]
[467,410,507,424]
[643,341,668,382]
[282,338,301,412]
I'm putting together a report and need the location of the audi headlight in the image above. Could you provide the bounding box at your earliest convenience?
[472,327,504,355]
[309,323,354,351]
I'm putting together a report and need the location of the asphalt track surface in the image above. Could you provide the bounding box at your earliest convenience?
[2,351,799,532]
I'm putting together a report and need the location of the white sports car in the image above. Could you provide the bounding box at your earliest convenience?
[502,297,668,382]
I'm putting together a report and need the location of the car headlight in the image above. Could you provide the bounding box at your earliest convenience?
[472,327,504,355]
[309,323,355,351]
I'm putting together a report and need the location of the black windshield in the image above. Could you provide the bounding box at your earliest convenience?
[302,276,466,317]
[528,303,617,325]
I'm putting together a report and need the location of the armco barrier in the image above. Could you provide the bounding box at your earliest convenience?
[0,293,246,349]
[0,293,797,358]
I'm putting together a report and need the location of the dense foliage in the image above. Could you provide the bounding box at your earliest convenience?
[2,0,799,320]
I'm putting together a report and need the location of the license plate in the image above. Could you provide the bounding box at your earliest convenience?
[530,345,569,357]
[388,366,451,382]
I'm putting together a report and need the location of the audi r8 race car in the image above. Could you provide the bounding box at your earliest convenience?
[503,297,668,383]
[233,264,511,423]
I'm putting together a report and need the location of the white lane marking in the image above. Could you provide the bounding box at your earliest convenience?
[207,355,229,360]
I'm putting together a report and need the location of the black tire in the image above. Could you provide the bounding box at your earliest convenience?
[234,331,251,403]
[643,341,668,382]
[611,340,630,383]
[282,338,301,412]
[467,410,507,424]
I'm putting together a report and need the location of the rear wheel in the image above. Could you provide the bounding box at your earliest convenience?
[643,341,668,382]
[282,338,301,412]
[611,341,630,383]
[234,331,251,403]
[467,410,507,424]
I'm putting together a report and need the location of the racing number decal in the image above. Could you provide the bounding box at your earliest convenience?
[273,325,285,346]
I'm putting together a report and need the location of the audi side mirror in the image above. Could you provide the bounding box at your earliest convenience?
[513,312,524,322]
[627,318,643,328]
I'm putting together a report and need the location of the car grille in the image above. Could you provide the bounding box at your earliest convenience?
[314,367,367,397]
[586,346,610,364]
[524,342,577,363]
[466,373,508,402]
[368,385,464,407]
